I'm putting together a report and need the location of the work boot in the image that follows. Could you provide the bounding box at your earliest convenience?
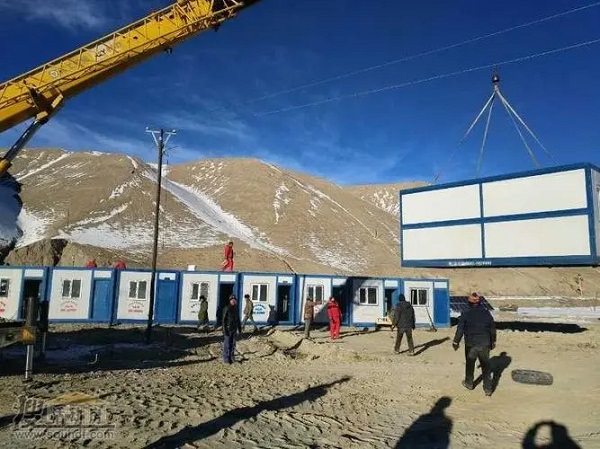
[484,389,493,396]
[462,380,474,390]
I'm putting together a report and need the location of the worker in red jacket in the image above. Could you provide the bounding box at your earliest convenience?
[222,240,234,271]
[85,259,97,268]
[114,261,127,269]
[326,296,342,339]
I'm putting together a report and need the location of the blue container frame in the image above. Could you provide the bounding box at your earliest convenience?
[0,267,452,328]
[238,272,297,325]
[399,163,600,268]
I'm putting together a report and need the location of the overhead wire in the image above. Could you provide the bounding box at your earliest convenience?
[254,37,600,116]
[219,1,600,110]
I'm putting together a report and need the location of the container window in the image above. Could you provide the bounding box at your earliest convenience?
[0,279,9,298]
[410,288,429,306]
[307,285,324,304]
[359,287,378,305]
[251,284,268,302]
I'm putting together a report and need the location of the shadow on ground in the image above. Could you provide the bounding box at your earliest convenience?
[143,376,351,448]
[0,325,220,376]
[395,396,453,448]
[450,318,587,334]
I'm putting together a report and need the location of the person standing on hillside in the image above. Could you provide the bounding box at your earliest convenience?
[222,241,234,271]
[303,297,315,339]
[326,296,342,340]
[222,295,242,364]
[242,293,258,333]
[452,292,497,396]
[392,294,416,355]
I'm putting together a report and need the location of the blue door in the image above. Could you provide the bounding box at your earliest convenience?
[91,280,112,322]
[433,288,450,327]
[155,279,178,324]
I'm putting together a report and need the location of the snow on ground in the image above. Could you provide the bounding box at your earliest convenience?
[366,190,399,215]
[0,178,22,246]
[518,307,600,319]
[14,207,52,248]
[144,170,287,255]
[109,178,141,199]
[307,233,363,272]
[127,156,139,170]
[273,183,290,224]
[148,163,170,177]
[15,153,70,181]
[66,219,220,251]
[73,204,130,226]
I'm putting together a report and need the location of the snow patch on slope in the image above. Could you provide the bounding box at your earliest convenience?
[363,190,399,215]
[144,170,287,255]
[110,178,140,199]
[15,153,70,181]
[307,233,363,272]
[273,183,290,224]
[73,204,130,226]
[15,208,52,248]
[127,156,139,170]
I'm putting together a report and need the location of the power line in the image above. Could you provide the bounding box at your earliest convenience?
[254,37,600,116]
[223,1,600,109]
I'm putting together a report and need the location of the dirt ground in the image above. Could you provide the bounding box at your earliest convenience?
[0,315,598,449]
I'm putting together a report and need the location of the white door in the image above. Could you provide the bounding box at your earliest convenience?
[404,281,434,326]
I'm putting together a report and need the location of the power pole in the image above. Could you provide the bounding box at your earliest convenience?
[144,127,177,344]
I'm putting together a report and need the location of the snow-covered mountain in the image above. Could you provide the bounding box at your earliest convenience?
[2,148,599,296]
[345,182,429,216]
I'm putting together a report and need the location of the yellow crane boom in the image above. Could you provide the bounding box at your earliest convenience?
[0,0,260,176]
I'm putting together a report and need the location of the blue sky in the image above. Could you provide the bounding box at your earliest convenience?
[1,0,599,185]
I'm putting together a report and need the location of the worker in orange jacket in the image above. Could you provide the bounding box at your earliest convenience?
[327,296,342,339]
[222,240,234,271]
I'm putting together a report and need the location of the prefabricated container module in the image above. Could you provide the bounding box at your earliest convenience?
[400,163,600,267]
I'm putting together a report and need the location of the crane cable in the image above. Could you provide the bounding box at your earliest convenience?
[254,37,600,116]
[219,1,600,111]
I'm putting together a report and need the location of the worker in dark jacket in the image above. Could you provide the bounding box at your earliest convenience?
[392,294,416,355]
[452,292,497,396]
[221,295,242,364]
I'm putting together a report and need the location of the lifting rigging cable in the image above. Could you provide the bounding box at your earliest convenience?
[432,72,555,184]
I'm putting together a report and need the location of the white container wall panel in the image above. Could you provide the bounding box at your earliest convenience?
[241,275,277,322]
[179,273,219,322]
[49,270,93,320]
[403,281,434,326]
[482,169,587,218]
[484,215,591,258]
[592,168,600,253]
[116,272,152,320]
[24,269,44,278]
[351,279,384,325]
[0,269,23,320]
[278,276,294,284]
[401,185,481,225]
[299,277,332,324]
[403,225,482,260]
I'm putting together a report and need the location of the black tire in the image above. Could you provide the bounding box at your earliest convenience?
[511,369,553,386]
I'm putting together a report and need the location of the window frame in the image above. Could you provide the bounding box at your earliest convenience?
[307,284,324,304]
[128,280,148,300]
[358,286,378,305]
[251,283,269,302]
[190,282,209,300]
[61,279,82,299]
[409,288,429,306]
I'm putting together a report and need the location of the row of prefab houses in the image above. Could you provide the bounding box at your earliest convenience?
[0,266,451,328]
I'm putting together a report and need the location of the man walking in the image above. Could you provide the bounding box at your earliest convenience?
[303,297,315,339]
[326,296,342,339]
[392,294,416,355]
[222,295,242,364]
[452,292,496,396]
[242,293,258,333]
